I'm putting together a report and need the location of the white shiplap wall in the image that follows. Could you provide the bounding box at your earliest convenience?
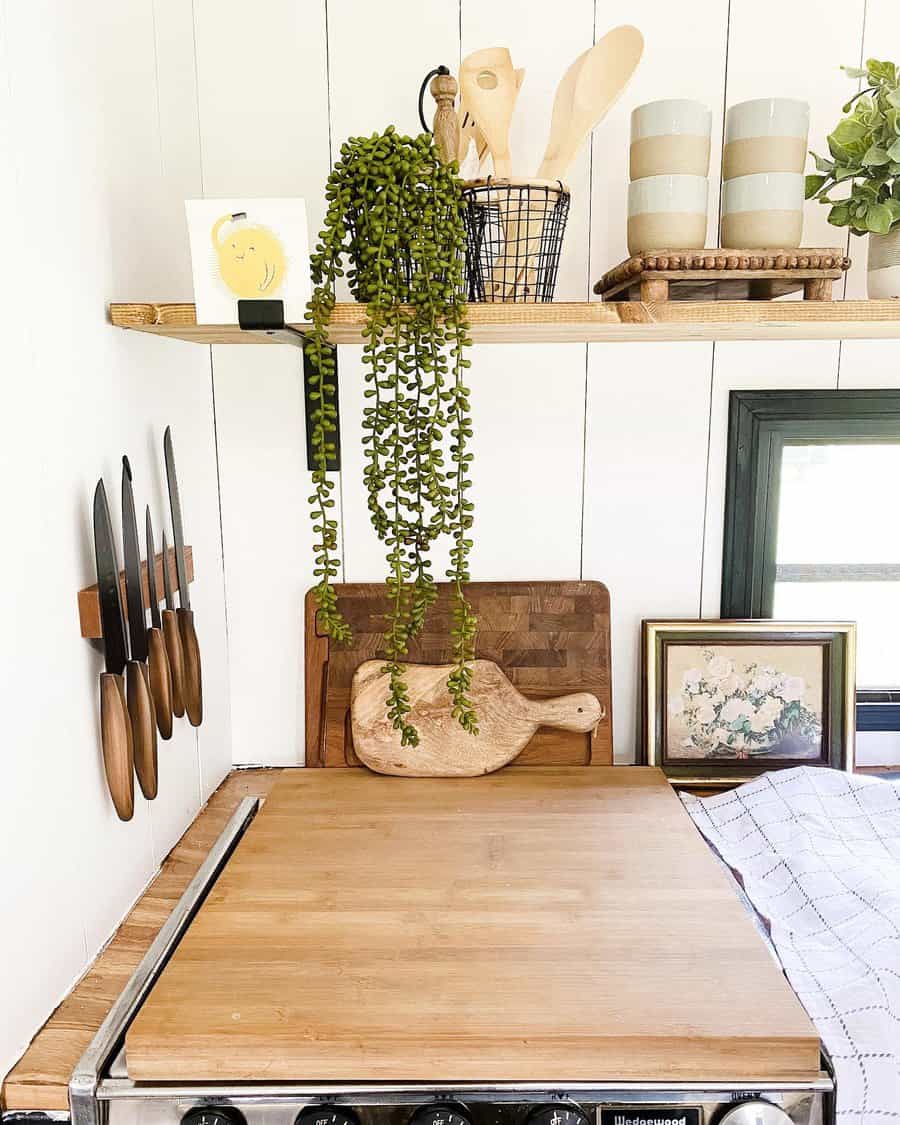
[190,0,900,765]
[0,0,231,1083]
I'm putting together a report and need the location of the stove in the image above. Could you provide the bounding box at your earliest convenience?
[60,772,833,1125]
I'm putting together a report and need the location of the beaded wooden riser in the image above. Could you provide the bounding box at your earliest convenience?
[595,247,851,302]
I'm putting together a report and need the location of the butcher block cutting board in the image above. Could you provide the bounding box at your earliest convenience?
[305,580,613,767]
[124,767,820,1083]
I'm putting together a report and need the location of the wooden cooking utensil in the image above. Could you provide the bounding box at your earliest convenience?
[537,47,590,179]
[459,47,520,179]
[537,25,644,181]
[459,68,525,174]
[351,659,604,777]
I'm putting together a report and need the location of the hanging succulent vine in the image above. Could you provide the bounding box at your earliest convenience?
[306,126,477,745]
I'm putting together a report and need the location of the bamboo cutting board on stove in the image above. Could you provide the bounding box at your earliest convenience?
[124,767,821,1082]
[305,580,613,768]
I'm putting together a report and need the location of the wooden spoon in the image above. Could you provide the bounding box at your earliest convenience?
[459,47,520,178]
[351,659,605,777]
[537,26,644,181]
[459,68,526,173]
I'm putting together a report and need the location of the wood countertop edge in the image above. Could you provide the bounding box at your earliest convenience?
[0,767,285,1113]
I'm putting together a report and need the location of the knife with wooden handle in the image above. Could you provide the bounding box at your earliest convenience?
[146,506,173,739]
[92,479,135,821]
[165,426,203,727]
[122,457,158,800]
[161,527,186,719]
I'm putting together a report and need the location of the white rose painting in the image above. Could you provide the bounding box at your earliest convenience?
[665,644,824,761]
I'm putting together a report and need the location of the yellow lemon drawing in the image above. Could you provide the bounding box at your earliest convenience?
[212,213,287,298]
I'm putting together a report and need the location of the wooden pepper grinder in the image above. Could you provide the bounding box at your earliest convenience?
[430,70,459,164]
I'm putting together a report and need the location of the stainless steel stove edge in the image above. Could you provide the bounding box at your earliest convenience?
[68,799,261,1125]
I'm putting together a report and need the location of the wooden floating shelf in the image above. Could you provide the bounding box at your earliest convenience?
[110,299,900,344]
[78,546,193,639]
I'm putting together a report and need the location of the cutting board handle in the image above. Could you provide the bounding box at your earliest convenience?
[525,692,605,732]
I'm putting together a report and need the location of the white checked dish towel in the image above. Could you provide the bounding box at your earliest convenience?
[683,767,900,1124]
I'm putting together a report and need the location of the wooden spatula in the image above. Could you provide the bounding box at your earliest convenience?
[351,659,604,777]
[536,25,644,181]
[459,68,526,175]
[459,47,520,178]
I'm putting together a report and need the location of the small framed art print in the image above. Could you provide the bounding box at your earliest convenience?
[641,620,856,786]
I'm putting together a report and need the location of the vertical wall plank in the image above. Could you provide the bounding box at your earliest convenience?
[584,0,728,761]
[588,0,730,289]
[723,0,866,272]
[151,0,233,821]
[697,0,868,628]
[327,0,459,144]
[330,0,461,585]
[193,0,332,765]
[0,0,227,1078]
[843,0,900,298]
[340,344,588,583]
[581,345,712,761]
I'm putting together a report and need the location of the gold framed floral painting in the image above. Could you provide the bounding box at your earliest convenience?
[641,620,856,785]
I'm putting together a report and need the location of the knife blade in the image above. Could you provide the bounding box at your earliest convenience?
[161,527,186,719]
[93,479,135,821]
[146,506,163,630]
[164,426,202,726]
[122,457,149,664]
[122,458,158,800]
[146,507,174,740]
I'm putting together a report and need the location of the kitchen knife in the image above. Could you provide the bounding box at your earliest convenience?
[122,458,158,800]
[92,480,135,822]
[164,426,202,727]
[146,506,174,740]
[161,527,186,719]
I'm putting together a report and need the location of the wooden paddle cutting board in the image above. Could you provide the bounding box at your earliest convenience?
[305,581,614,767]
[351,659,604,776]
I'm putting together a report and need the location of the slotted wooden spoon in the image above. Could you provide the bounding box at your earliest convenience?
[459,47,520,178]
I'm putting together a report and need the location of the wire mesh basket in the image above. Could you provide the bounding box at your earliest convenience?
[460,178,570,302]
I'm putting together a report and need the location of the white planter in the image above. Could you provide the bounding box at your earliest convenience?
[867,227,900,298]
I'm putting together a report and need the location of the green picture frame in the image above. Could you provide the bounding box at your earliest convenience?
[721,389,900,617]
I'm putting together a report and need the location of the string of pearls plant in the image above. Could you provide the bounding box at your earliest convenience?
[305,126,477,746]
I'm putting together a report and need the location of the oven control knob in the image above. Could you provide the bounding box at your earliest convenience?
[295,1108,360,1125]
[529,1106,589,1125]
[181,1108,246,1125]
[718,1102,793,1125]
[409,1106,472,1125]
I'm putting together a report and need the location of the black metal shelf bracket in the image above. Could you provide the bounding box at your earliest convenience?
[237,299,341,472]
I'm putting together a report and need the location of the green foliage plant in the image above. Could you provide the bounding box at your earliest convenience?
[305,126,477,746]
[806,58,900,235]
